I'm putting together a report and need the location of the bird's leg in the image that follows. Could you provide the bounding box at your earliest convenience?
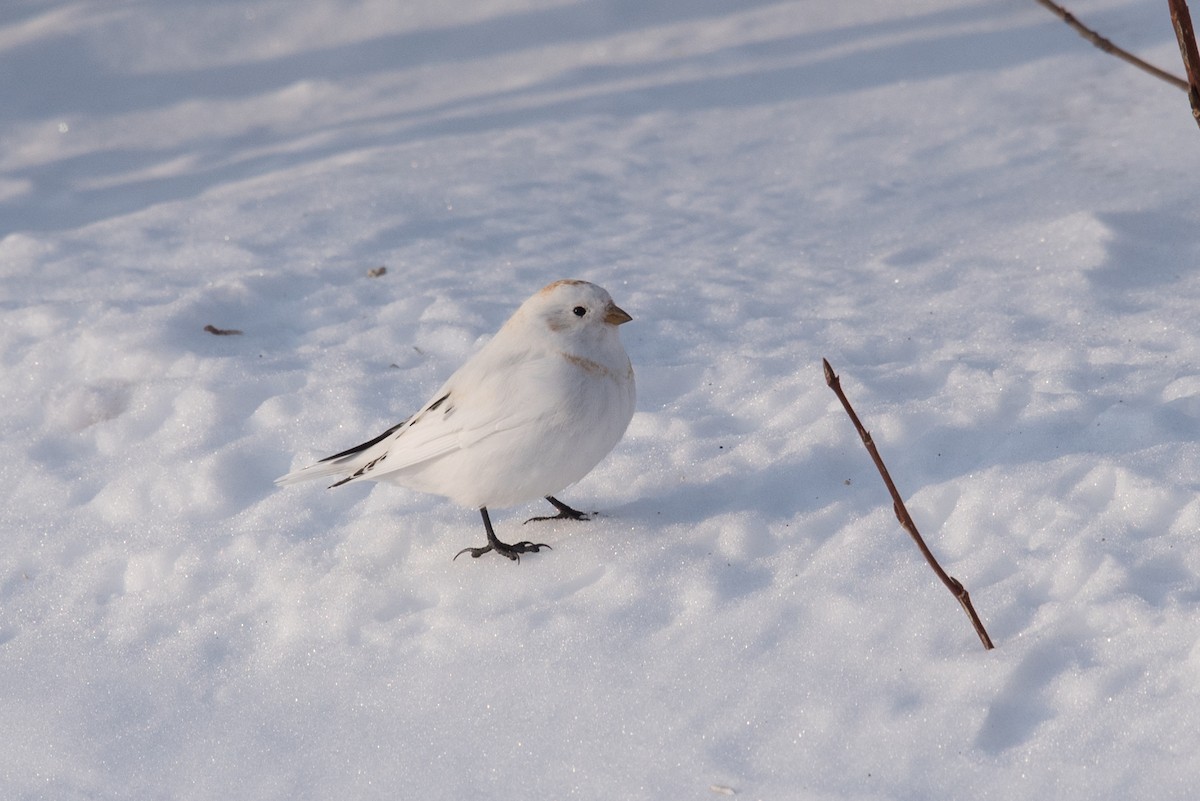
[524,495,591,524]
[454,507,551,562]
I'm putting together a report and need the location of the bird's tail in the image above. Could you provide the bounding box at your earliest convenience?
[274,458,359,487]
[275,420,406,488]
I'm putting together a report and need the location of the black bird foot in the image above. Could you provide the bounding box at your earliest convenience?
[453,540,552,562]
[524,495,592,524]
[454,507,552,562]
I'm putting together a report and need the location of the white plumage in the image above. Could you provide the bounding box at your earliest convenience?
[277,279,636,561]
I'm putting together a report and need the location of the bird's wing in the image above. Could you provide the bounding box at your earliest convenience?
[276,345,558,487]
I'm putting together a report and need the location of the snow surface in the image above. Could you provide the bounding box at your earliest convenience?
[3,0,1200,798]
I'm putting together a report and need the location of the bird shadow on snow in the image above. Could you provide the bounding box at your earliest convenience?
[1,0,1128,236]
[1086,209,1200,313]
[602,439,849,561]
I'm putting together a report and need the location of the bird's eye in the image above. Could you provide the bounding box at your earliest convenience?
[572,306,587,317]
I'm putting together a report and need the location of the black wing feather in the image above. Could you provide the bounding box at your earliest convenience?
[315,392,453,464]
[318,420,407,463]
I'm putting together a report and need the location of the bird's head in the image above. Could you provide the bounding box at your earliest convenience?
[522,279,632,346]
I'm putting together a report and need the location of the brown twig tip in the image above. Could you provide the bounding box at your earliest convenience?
[204,324,243,336]
[822,357,996,651]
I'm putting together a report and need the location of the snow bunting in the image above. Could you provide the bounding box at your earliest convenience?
[277,279,636,561]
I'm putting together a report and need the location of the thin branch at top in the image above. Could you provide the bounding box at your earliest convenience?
[1033,0,1189,90]
[1168,0,1200,128]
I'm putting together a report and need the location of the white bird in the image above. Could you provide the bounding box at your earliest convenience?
[277,279,636,561]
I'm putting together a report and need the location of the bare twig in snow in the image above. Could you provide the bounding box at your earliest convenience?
[1033,0,1189,90]
[823,359,995,651]
[1169,0,1200,128]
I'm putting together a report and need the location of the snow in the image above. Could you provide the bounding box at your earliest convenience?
[3,0,1200,798]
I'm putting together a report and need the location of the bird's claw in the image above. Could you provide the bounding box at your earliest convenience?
[453,545,494,560]
[524,497,592,524]
[453,541,551,562]
[509,540,551,554]
[523,510,591,525]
